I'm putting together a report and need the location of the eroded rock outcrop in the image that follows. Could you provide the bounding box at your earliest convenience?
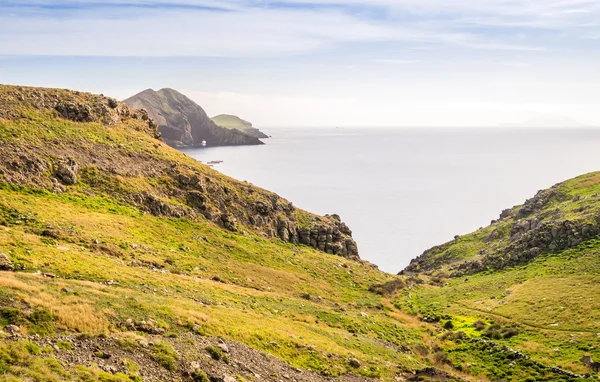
[0,85,359,261]
[403,178,600,276]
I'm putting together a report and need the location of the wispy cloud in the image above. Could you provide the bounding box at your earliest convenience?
[370,59,421,65]
[1,0,598,57]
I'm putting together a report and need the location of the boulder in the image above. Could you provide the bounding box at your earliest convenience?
[5,325,20,336]
[54,159,78,185]
[348,358,361,368]
[0,254,14,271]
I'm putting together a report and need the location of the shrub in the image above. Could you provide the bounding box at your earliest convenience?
[502,328,519,339]
[433,351,448,365]
[28,308,56,334]
[443,320,454,330]
[25,342,42,355]
[206,345,223,360]
[121,358,140,374]
[151,342,178,371]
[192,370,210,382]
[483,329,503,340]
[56,341,72,351]
[94,351,111,359]
[473,320,486,331]
[368,278,406,296]
[1,308,27,326]
[205,345,229,364]
[413,344,429,356]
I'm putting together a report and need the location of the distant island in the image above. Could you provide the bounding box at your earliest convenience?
[124,88,263,148]
[211,114,269,139]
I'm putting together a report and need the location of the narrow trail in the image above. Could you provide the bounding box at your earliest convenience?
[454,302,599,335]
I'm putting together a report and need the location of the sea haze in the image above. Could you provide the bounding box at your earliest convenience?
[182,127,600,273]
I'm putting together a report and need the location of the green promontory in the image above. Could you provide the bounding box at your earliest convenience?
[211,114,269,139]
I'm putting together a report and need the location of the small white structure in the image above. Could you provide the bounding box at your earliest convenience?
[201,140,207,147]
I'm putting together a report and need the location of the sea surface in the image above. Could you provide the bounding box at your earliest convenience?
[181,127,600,273]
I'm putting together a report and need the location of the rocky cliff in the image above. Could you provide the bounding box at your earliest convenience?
[211,114,269,139]
[124,88,263,148]
[0,85,358,260]
[402,172,600,276]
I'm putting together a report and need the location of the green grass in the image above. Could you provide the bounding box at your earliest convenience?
[2,84,600,381]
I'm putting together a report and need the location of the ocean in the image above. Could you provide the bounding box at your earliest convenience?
[181,127,600,273]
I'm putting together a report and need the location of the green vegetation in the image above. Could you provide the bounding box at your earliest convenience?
[1,84,599,381]
[211,114,268,139]
[151,342,178,371]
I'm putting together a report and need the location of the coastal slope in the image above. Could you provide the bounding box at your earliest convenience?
[0,84,447,381]
[124,88,263,148]
[0,84,597,381]
[397,173,600,380]
[211,114,269,139]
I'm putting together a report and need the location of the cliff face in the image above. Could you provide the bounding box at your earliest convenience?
[124,88,263,148]
[402,172,600,276]
[211,114,269,139]
[0,85,357,260]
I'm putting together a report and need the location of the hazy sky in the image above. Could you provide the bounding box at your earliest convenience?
[1,0,599,126]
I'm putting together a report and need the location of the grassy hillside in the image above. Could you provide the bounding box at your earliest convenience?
[0,85,447,381]
[398,173,600,380]
[0,84,598,381]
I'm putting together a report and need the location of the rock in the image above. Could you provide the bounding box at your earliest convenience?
[186,191,205,209]
[43,273,56,278]
[123,89,263,148]
[0,254,14,271]
[348,358,361,368]
[5,325,20,336]
[581,355,593,366]
[221,213,237,231]
[54,159,79,185]
[61,287,75,294]
[217,343,229,353]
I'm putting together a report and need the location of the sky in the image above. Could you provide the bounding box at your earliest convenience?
[0,0,599,127]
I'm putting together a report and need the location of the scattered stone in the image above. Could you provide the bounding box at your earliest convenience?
[54,159,79,185]
[218,343,229,353]
[43,273,56,278]
[61,287,75,294]
[5,325,20,336]
[348,358,361,368]
[0,253,14,271]
[581,355,592,366]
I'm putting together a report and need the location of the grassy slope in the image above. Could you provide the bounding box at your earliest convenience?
[397,173,600,381]
[211,114,268,138]
[0,86,442,381]
[211,115,252,129]
[1,85,598,381]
